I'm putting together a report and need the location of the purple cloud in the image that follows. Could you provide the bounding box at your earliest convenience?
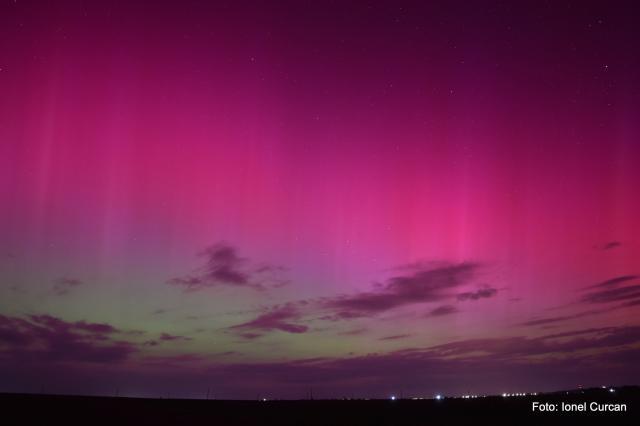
[379,334,412,341]
[322,262,479,318]
[583,275,638,290]
[427,305,459,317]
[168,242,288,292]
[229,304,308,339]
[520,309,607,327]
[0,314,136,364]
[600,241,622,250]
[52,277,84,296]
[581,284,640,304]
[522,276,640,327]
[2,320,640,399]
[228,262,483,336]
[456,286,498,301]
[159,333,192,342]
[427,326,640,359]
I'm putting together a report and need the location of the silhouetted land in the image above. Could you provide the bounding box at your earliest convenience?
[2,386,638,425]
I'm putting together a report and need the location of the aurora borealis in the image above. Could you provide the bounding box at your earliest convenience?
[1,1,640,399]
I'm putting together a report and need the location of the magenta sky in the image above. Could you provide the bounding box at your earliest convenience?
[1,1,640,399]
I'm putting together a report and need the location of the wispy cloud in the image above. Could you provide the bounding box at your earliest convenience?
[321,262,480,318]
[579,275,640,306]
[433,325,640,358]
[52,277,84,296]
[427,305,459,317]
[520,309,606,327]
[598,241,622,250]
[581,284,640,304]
[228,261,485,338]
[0,314,135,363]
[159,333,192,342]
[14,325,640,399]
[456,286,498,301]
[168,242,288,292]
[583,275,638,290]
[229,304,308,339]
[3,316,640,399]
[379,334,412,341]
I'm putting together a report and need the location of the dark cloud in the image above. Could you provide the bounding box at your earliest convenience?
[427,305,459,317]
[227,262,482,337]
[583,275,638,290]
[522,276,640,327]
[0,314,135,364]
[52,277,83,296]
[600,241,622,250]
[574,274,640,308]
[581,284,640,304]
[425,325,640,359]
[318,311,366,322]
[237,332,262,340]
[141,333,191,347]
[2,319,640,399]
[5,325,639,399]
[168,242,288,292]
[159,333,192,342]
[456,286,498,301]
[322,262,479,317]
[622,298,640,307]
[520,309,606,327]
[229,304,308,339]
[379,334,411,341]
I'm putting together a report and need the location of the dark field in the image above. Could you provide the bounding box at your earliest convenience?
[2,387,638,425]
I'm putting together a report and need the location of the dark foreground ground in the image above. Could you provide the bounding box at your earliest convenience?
[2,386,639,425]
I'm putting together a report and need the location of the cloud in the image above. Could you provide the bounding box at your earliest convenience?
[456,286,498,301]
[379,334,411,341]
[427,305,459,317]
[426,325,640,359]
[229,304,309,339]
[52,277,83,296]
[322,262,479,318]
[581,284,640,304]
[576,274,640,306]
[142,333,192,346]
[0,314,136,364]
[2,320,640,399]
[159,333,192,342]
[622,298,640,307]
[227,262,483,337]
[583,275,638,290]
[520,309,606,327]
[600,241,622,250]
[168,242,288,292]
[521,276,640,327]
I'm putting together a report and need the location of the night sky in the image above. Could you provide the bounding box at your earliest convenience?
[1,0,640,399]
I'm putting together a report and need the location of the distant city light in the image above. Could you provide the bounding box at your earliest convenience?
[609,388,615,393]
[390,395,396,401]
[435,394,443,400]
